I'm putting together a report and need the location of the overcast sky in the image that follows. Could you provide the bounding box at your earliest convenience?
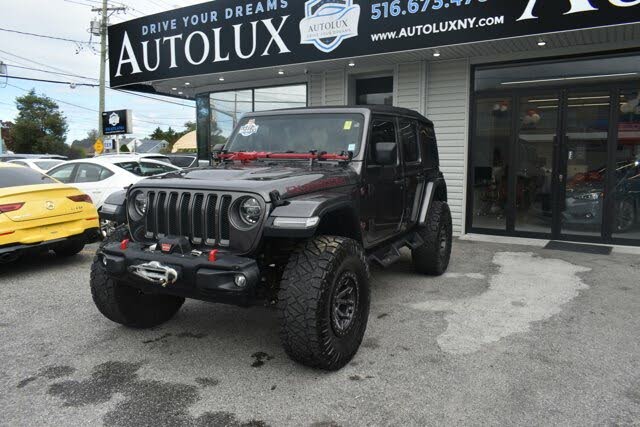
[1,0,206,144]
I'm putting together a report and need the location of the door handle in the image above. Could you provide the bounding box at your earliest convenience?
[558,174,564,183]
[394,179,406,185]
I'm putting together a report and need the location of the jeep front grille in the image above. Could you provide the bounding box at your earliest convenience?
[143,190,234,247]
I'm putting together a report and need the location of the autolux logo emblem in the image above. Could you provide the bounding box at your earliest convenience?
[300,0,361,53]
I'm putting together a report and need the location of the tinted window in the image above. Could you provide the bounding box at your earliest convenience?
[75,164,113,183]
[140,162,178,176]
[0,167,56,188]
[48,164,76,183]
[116,162,177,177]
[369,118,397,165]
[169,156,196,168]
[399,119,420,163]
[419,125,439,169]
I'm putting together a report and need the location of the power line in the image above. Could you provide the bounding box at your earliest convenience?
[1,63,99,81]
[4,75,99,87]
[0,51,195,109]
[0,27,98,45]
[6,83,191,128]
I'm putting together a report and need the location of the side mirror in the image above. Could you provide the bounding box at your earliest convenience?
[374,142,398,166]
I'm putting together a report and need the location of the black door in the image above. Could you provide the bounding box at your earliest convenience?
[362,116,405,246]
[470,82,640,244]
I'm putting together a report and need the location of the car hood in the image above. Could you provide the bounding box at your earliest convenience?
[133,162,360,200]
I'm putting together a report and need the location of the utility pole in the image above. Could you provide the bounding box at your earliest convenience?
[93,1,125,142]
[0,121,4,155]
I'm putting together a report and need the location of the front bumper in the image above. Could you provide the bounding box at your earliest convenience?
[0,227,100,255]
[100,242,261,306]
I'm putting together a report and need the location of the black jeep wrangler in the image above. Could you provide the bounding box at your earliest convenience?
[93,106,452,370]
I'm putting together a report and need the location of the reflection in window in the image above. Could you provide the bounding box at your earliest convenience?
[472,98,511,230]
[209,85,307,150]
[254,86,306,111]
[613,90,640,239]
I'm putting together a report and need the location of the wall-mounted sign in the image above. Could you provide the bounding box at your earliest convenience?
[102,109,132,135]
[109,0,640,87]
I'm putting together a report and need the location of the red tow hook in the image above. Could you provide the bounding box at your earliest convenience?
[208,249,219,262]
[120,239,130,250]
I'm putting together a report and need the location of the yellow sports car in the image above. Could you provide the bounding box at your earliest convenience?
[0,163,100,264]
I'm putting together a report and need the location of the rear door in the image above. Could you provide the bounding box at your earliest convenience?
[72,163,115,207]
[362,115,405,246]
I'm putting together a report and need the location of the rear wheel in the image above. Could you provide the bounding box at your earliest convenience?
[278,236,370,371]
[412,201,453,276]
[90,226,184,329]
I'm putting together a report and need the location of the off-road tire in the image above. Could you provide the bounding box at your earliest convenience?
[412,201,452,276]
[90,226,185,329]
[54,239,85,257]
[278,236,370,370]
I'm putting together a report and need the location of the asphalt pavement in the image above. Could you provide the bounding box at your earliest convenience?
[1,239,639,426]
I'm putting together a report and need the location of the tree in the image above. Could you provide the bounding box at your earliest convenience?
[120,144,130,153]
[151,122,197,154]
[11,89,68,155]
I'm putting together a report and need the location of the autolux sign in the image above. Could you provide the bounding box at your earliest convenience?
[109,0,640,87]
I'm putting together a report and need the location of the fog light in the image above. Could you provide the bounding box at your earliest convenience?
[234,274,247,288]
[102,255,108,266]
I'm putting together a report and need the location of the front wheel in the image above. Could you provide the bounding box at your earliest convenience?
[278,236,370,371]
[412,201,453,276]
[90,226,185,329]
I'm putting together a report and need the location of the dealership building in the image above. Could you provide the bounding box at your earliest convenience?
[109,0,640,246]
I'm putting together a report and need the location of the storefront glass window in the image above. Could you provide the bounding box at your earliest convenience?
[210,90,252,147]
[475,55,640,92]
[471,97,512,230]
[254,85,307,111]
[515,94,558,234]
[209,84,307,149]
[613,89,640,240]
[356,77,393,105]
[561,90,610,237]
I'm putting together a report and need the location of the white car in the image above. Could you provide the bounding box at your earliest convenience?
[8,158,66,174]
[46,156,181,208]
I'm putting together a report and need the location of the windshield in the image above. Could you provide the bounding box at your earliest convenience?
[226,114,365,155]
[0,167,56,188]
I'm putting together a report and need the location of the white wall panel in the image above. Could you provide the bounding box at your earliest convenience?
[426,59,470,235]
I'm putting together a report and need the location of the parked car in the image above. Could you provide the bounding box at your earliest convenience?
[0,163,99,264]
[0,154,67,163]
[8,158,66,174]
[564,160,640,232]
[97,153,172,164]
[93,106,452,370]
[46,156,181,209]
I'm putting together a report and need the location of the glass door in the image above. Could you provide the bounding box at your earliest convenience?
[559,90,611,238]
[514,94,560,234]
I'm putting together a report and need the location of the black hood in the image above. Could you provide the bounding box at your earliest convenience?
[133,161,360,200]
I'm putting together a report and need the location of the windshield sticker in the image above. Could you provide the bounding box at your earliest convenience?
[239,119,259,137]
[343,120,353,130]
[348,144,356,152]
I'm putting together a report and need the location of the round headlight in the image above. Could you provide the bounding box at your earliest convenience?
[240,197,262,225]
[133,193,148,216]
